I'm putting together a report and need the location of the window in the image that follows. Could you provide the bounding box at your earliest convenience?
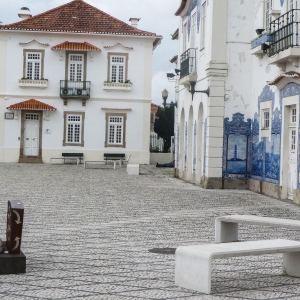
[105,113,127,148]
[63,112,85,146]
[191,12,197,48]
[291,129,296,150]
[107,53,128,83]
[262,110,270,129]
[265,0,273,31]
[183,23,187,52]
[69,54,83,81]
[23,50,45,80]
[260,100,272,138]
[291,107,297,122]
[201,2,206,49]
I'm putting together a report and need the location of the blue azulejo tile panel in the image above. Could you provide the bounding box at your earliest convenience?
[227,135,247,174]
[265,134,281,180]
[223,113,251,178]
[252,134,263,177]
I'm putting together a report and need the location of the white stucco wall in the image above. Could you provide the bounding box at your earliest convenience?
[0,30,156,164]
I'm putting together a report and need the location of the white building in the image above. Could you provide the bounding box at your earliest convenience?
[0,1,161,164]
[172,0,300,203]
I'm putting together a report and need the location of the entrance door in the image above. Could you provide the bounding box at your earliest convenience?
[24,113,39,156]
[288,106,297,200]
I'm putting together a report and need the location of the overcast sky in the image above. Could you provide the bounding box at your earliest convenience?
[1,0,180,106]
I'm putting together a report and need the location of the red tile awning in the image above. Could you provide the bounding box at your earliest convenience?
[268,71,300,85]
[51,41,101,51]
[7,99,57,111]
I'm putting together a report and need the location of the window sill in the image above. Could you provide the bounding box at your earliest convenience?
[103,82,132,91]
[19,79,48,88]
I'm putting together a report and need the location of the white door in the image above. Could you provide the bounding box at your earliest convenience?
[24,113,39,156]
[288,106,297,200]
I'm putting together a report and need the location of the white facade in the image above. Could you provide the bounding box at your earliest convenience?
[0,1,161,165]
[173,0,300,203]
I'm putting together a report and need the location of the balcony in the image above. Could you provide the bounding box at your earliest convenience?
[60,80,90,100]
[19,79,48,88]
[103,82,132,91]
[178,48,196,86]
[268,9,300,68]
[250,33,274,57]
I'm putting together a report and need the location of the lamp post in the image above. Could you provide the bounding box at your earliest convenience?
[188,72,210,100]
[161,89,177,108]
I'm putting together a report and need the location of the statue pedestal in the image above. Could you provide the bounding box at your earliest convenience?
[0,251,26,274]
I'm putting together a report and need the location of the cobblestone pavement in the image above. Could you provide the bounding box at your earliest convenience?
[1,163,300,299]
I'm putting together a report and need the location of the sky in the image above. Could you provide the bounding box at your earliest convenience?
[1,0,180,106]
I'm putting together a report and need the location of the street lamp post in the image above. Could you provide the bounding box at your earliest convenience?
[161,89,177,108]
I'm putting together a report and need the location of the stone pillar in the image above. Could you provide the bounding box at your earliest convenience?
[202,61,227,189]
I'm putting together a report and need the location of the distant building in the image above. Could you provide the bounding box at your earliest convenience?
[0,0,162,164]
[171,0,300,203]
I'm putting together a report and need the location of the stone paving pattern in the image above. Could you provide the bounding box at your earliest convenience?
[0,163,300,299]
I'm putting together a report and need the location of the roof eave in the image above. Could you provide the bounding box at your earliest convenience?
[175,0,192,17]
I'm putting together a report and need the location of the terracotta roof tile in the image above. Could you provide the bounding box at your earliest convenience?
[52,41,100,51]
[151,103,160,114]
[7,99,57,111]
[1,0,161,39]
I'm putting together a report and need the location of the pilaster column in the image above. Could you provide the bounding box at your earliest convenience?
[203,60,228,188]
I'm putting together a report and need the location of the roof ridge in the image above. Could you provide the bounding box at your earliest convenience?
[4,1,74,27]
[1,0,158,37]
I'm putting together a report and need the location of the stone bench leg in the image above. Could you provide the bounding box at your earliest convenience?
[283,252,300,277]
[175,247,212,294]
[215,218,238,243]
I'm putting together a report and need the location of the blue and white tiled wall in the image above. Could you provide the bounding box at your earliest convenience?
[222,82,300,188]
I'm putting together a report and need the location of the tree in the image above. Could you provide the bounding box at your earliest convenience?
[154,106,174,153]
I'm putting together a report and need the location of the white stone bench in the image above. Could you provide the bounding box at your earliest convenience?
[84,160,116,169]
[215,215,300,243]
[175,239,300,294]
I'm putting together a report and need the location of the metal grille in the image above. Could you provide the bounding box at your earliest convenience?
[180,48,196,78]
[269,9,300,56]
[25,114,39,120]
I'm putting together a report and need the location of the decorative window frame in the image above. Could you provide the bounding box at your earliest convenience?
[63,111,85,147]
[182,21,188,52]
[105,112,127,148]
[190,7,197,49]
[23,49,45,80]
[260,100,272,139]
[107,52,129,83]
[65,51,87,81]
[264,0,273,32]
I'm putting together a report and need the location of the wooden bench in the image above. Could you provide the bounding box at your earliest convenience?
[175,239,300,294]
[50,153,83,165]
[215,215,300,243]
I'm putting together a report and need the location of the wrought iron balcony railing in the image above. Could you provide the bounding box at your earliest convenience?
[180,48,196,79]
[60,80,91,99]
[269,9,300,56]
